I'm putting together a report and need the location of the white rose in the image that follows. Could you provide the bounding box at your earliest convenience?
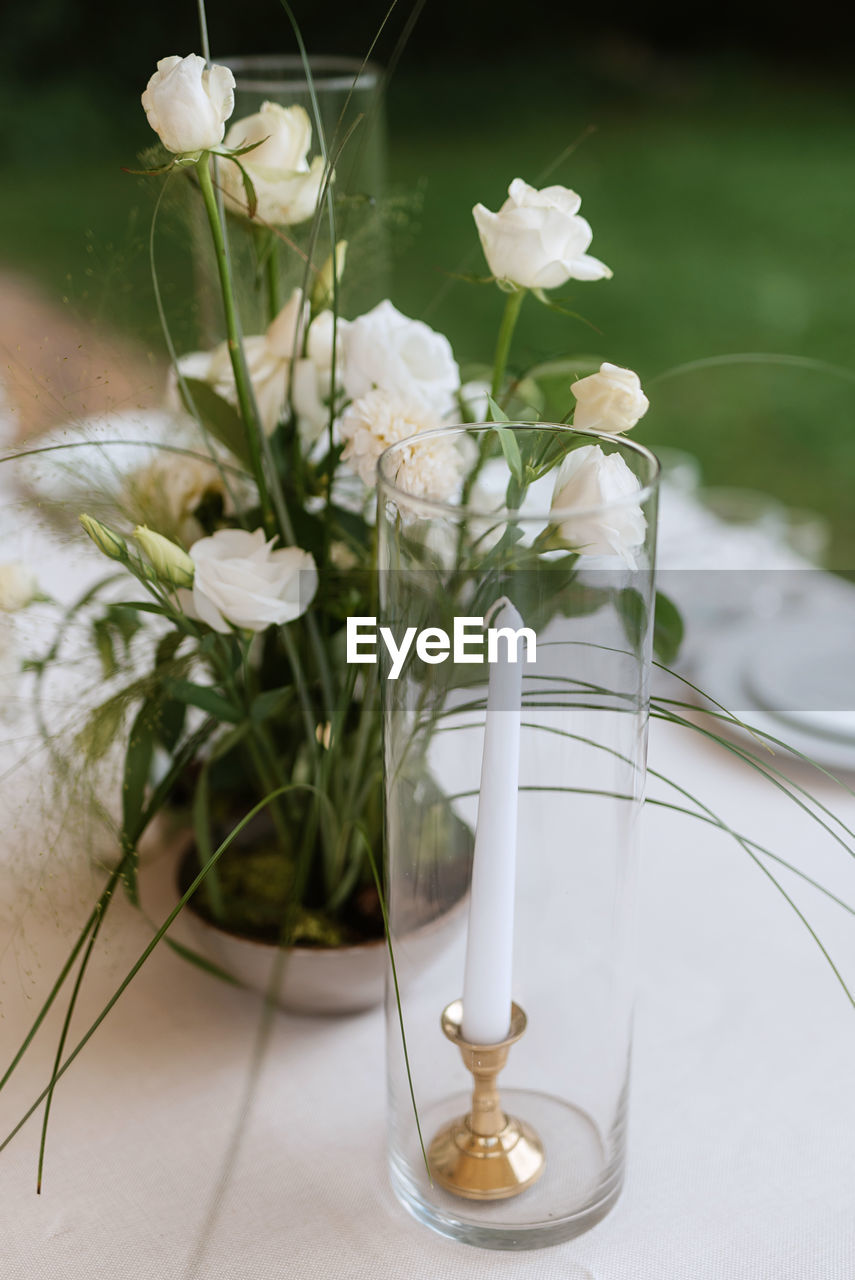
[572,363,649,434]
[341,300,460,419]
[0,562,38,611]
[142,55,235,156]
[551,444,646,567]
[339,389,461,499]
[188,528,317,633]
[219,102,326,225]
[473,178,612,290]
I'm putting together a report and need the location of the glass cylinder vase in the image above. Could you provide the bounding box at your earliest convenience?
[377,424,660,1249]
[193,54,388,345]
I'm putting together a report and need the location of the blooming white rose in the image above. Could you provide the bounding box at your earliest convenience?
[551,444,646,567]
[473,178,612,290]
[339,390,461,499]
[188,528,317,633]
[571,363,649,434]
[141,55,235,155]
[219,102,326,225]
[341,301,460,419]
[0,562,38,611]
[177,291,345,439]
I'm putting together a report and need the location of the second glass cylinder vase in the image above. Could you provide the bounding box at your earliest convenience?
[377,424,659,1250]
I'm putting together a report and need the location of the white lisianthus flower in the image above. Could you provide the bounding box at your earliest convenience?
[177,291,345,439]
[141,55,235,156]
[125,455,232,544]
[0,562,38,612]
[341,301,460,419]
[219,102,326,226]
[339,390,461,500]
[188,528,317,633]
[571,363,649,434]
[473,179,612,290]
[551,444,646,567]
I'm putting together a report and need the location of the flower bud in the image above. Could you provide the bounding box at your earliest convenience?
[134,526,195,589]
[311,241,347,313]
[80,514,128,561]
[571,363,649,434]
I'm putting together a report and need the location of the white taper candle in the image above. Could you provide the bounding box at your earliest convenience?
[460,599,524,1045]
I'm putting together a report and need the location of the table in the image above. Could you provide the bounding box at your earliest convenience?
[1,476,854,1277]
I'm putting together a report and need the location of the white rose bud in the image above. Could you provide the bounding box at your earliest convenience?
[219,102,325,225]
[551,444,647,567]
[189,528,317,633]
[341,300,460,419]
[0,562,38,612]
[134,526,196,589]
[473,178,612,290]
[571,363,649,434]
[142,54,235,156]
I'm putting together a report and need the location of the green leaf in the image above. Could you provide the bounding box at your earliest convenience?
[155,699,186,753]
[192,765,224,920]
[215,136,268,159]
[653,591,685,665]
[531,288,601,331]
[485,394,510,423]
[179,378,253,468]
[92,619,117,679]
[121,700,160,904]
[231,156,259,219]
[163,678,242,724]
[122,161,175,177]
[163,936,242,985]
[495,425,524,485]
[122,600,172,618]
[250,687,293,722]
[76,699,127,762]
[155,631,185,668]
[617,588,647,652]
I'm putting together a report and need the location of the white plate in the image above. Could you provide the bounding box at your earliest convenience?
[689,614,855,775]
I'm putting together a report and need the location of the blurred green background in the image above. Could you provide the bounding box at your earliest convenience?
[1,1,854,563]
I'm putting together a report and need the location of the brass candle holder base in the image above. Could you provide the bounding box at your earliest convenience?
[428,999,545,1201]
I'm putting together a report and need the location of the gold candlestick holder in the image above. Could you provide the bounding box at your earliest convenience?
[428,999,545,1200]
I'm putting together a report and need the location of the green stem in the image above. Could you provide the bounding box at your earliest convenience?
[196,156,275,536]
[490,287,526,401]
[264,230,282,322]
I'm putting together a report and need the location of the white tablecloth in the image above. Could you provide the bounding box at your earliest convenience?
[2,719,854,1279]
[1,475,854,1277]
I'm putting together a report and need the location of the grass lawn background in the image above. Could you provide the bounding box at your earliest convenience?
[1,52,853,563]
